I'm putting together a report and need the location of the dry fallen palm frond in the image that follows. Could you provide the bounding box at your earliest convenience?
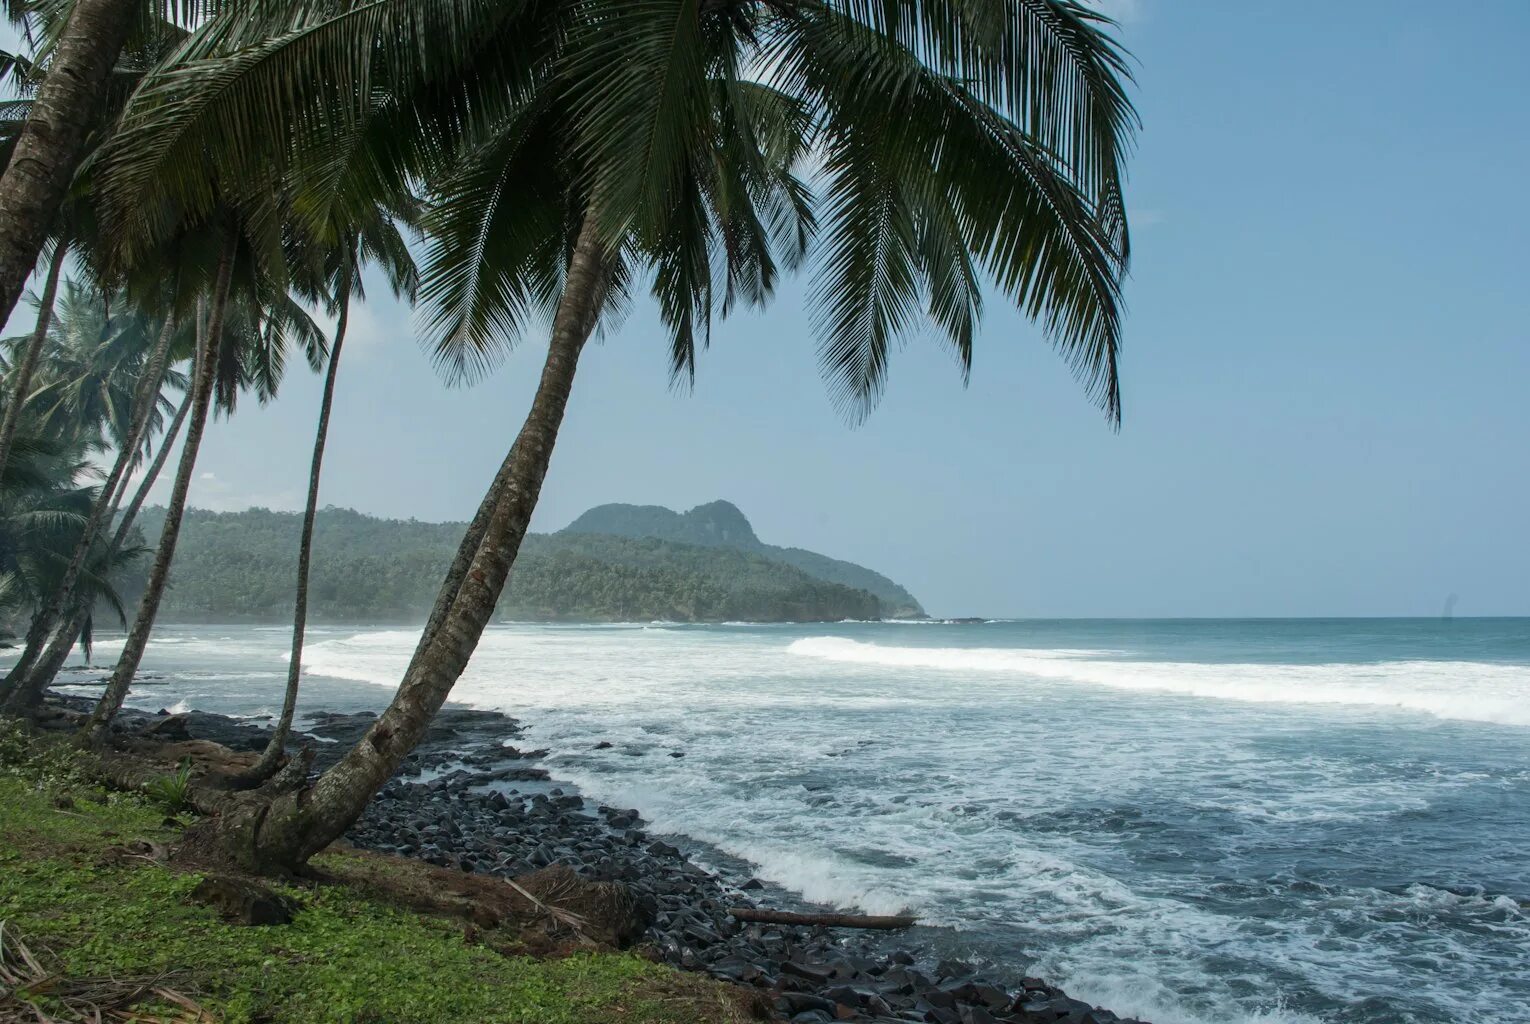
[500,877,594,944]
[0,919,49,986]
[0,922,213,1024]
[118,986,217,1023]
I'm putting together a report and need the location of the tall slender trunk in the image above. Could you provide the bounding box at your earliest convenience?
[0,615,49,706]
[0,240,68,480]
[0,0,136,325]
[244,294,351,781]
[83,244,235,735]
[111,385,192,551]
[4,313,179,709]
[240,214,606,869]
[18,382,191,694]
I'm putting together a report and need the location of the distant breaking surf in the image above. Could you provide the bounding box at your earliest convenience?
[785,636,1530,727]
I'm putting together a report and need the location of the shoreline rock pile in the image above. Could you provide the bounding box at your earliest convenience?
[112,702,1147,1024]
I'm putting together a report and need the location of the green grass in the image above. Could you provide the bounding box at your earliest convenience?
[0,762,747,1023]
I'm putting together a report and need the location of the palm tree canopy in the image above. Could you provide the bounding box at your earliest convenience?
[100,0,1135,422]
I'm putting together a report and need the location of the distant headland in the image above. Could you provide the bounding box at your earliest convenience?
[125,501,926,625]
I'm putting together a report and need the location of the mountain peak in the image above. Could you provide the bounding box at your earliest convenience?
[561,500,760,549]
[560,499,924,618]
[681,500,759,547]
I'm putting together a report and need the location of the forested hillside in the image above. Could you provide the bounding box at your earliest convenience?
[563,501,925,617]
[124,506,895,623]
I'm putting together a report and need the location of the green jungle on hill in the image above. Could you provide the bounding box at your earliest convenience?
[124,501,925,624]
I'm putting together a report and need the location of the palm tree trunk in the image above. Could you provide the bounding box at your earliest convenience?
[0,615,49,705]
[243,294,351,782]
[83,243,235,735]
[111,385,191,551]
[235,214,606,870]
[17,381,191,695]
[0,0,136,325]
[3,312,180,710]
[0,240,68,480]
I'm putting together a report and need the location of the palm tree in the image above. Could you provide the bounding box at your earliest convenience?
[0,238,69,480]
[0,0,217,324]
[5,297,191,704]
[0,0,138,322]
[77,233,233,729]
[239,204,417,783]
[0,431,140,705]
[98,0,1134,871]
[0,284,181,709]
[83,219,329,733]
[109,383,190,549]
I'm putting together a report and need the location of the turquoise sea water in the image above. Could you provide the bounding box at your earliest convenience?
[34,617,1530,1024]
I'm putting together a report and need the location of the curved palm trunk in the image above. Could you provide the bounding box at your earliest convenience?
[237,215,606,870]
[0,240,68,480]
[83,245,235,735]
[4,313,180,710]
[0,0,136,325]
[18,384,192,697]
[111,385,192,551]
[243,296,351,782]
[2,425,139,709]
[0,615,49,706]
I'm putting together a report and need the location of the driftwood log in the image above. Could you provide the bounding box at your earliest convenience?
[727,907,917,930]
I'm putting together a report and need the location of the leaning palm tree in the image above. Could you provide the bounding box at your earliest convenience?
[236,202,417,784]
[0,237,70,481]
[0,0,220,324]
[0,278,182,708]
[81,219,328,733]
[100,0,1134,872]
[0,430,140,704]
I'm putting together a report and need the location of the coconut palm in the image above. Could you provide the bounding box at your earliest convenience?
[237,201,417,783]
[0,0,221,324]
[95,0,1134,871]
[109,383,190,548]
[81,218,330,733]
[24,281,184,452]
[0,238,69,481]
[0,430,140,704]
[0,278,183,708]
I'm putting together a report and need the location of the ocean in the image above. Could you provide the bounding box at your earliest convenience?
[37,617,1530,1024]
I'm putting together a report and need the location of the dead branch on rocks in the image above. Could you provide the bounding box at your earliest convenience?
[726,907,918,930]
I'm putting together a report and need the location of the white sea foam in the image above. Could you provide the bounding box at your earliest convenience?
[26,620,1527,1024]
[786,637,1530,726]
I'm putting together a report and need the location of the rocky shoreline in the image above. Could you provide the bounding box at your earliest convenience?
[104,700,1144,1024]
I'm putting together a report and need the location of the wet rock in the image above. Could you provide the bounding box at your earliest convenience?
[779,992,837,1015]
[935,959,974,981]
[91,694,1151,1024]
[143,714,192,740]
[783,960,835,984]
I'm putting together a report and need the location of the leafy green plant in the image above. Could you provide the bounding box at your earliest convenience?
[0,718,95,792]
[141,757,194,814]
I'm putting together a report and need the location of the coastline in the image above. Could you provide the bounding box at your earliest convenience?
[77,694,1143,1024]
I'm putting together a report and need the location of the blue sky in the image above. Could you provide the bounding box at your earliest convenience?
[7,2,1529,617]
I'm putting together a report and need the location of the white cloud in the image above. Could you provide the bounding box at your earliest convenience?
[124,465,301,514]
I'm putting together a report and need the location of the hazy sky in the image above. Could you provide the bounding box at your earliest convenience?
[6,2,1528,617]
